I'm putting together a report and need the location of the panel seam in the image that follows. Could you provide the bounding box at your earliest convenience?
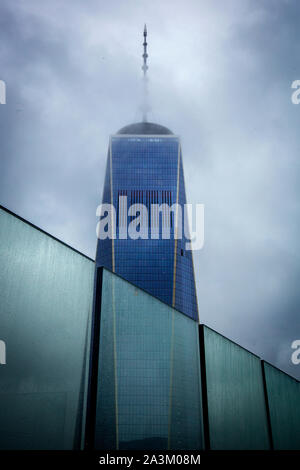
[172,143,181,307]
[261,360,274,450]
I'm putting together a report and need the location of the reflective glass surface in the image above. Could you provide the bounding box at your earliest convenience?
[96,135,198,321]
[263,362,300,449]
[0,207,94,449]
[94,268,204,450]
[203,326,270,449]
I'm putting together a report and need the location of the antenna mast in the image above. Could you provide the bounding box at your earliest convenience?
[142,24,149,122]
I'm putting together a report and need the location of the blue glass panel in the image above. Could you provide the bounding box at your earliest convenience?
[96,135,198,321]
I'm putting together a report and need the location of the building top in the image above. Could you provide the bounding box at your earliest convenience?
[117,121,173,135]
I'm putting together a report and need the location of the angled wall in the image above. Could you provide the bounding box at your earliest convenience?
[263,362,300,449]
[200,325,271,450]
[0,207,94,449]
[0,206,299,451]
[88,268,204,450]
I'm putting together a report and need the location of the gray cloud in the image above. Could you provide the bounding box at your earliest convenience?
[0,0,299,379]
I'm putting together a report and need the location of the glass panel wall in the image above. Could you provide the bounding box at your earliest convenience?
[94,268,204,450]
[0,207,94,449]
[202,326,270,450]
[263,362,300,449]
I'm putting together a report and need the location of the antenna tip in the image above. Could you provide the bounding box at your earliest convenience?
[144,24,147,34]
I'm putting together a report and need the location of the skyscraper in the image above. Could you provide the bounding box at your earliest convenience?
[96,26,198,321]
[89,26,202,450]
[0,27,298,453]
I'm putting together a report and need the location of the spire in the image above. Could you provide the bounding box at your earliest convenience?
[141,24,149,122]
[142,24,148,77]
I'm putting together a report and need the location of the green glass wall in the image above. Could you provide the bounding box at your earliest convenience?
[263,362,300,449]
[1,207,299,451]
[202,326,270,450]
[93,268,204,450]
[0,207,94,449]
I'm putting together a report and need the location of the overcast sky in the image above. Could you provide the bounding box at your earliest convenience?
[0,0,299,379]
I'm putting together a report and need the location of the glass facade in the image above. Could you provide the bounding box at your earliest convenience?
[263,362,300,449]
[91,268,204,450]
[202,326,270,450]
[0,206,299,451]
[96,128,198,321]
[0,207,94,449]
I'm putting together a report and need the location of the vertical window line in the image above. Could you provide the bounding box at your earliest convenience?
[151,190,153,228]
[167,191,170,229]
[123,190,125,228]
[147,190,149,231]
[163,191,165,229]
[151,191,153,228]
[172,144,181,307]
[156,190,158,228]
[155,190,159,230]
[119,189,121,228]
[120,190,124,227]
[161,190,163,229]
[154,190,156,229]
[169,191,171,229]
[149,190,151,233]
[166,191,168,229]
[166,191,171,229]
[117,190,119,228]
[170,191,173,228]
[109,139,115,272]
[165,190,167,229]
[121,190,124,226]
[141,190,143,227]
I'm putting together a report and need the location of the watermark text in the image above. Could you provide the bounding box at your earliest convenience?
[0,80,6,104]
[96,197,204,251]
